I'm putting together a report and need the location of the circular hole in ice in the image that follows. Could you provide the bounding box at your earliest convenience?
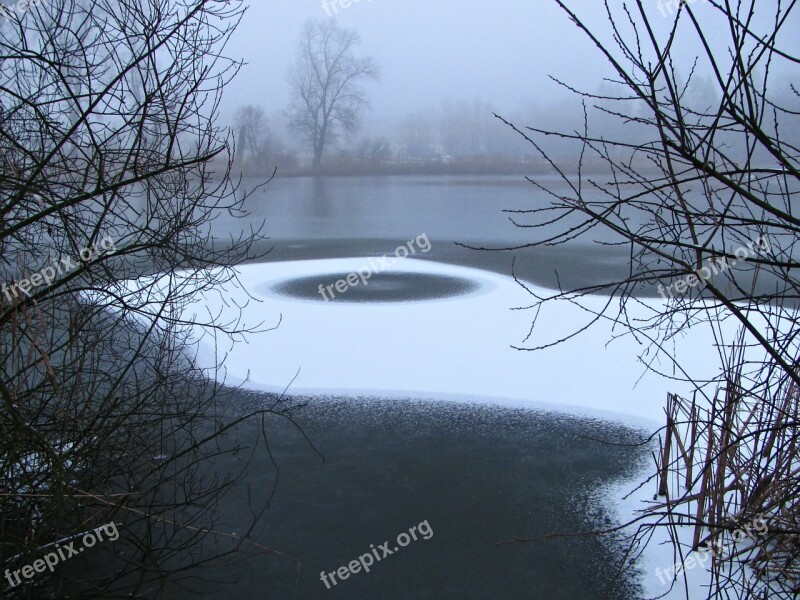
[264,271,481,303]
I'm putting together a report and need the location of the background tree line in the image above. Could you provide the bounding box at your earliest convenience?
[230,18,799,177]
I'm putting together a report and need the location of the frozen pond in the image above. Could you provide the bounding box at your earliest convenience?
[156,176,727,598]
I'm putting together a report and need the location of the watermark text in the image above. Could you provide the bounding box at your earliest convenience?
[320,519,433,589]
[1,236,117,306]
[318,233,431,301]
[4,521,120,588]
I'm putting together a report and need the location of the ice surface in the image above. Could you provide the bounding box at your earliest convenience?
[186,258,725,428]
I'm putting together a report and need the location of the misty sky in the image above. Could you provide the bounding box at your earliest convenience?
[223,1,800,126]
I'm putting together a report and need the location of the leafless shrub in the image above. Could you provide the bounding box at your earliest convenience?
[495,1,800,597]
[0,0,296,597]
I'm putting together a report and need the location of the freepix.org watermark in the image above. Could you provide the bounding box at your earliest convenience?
[320,520,433,590]
[4,521,119,588]
[322,0,371,17]
[1,236,116,306]
[317,233,431,301]
[655,514,767,585]
[0,0,47,22]
[657,236,771,301]
[656,0,709,17]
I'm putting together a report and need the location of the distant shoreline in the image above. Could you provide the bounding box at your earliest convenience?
[220,158,664,179]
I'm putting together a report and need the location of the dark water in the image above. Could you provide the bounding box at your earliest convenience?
[267,271,480,303]
[168,395,647,600]
[208,174,781,300]
[221,175,571,244]
[211,175,644,296]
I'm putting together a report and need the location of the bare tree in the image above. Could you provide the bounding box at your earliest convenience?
[354,136,392,166]
[0,0,298,597]
[492,0,800,597]
[286,19,379,170]
[233,104,267,163]
[398,110,436,158]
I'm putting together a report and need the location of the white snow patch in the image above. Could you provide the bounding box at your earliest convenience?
[183,258,725,427]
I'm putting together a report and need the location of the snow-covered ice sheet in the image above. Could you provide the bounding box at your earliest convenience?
[188,257,721,429]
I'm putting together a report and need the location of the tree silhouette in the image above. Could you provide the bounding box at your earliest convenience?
[286,20,378,170]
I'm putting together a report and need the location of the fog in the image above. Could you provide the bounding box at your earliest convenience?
[224,1,616,120]
[225,1,800,114]
[222,0,800,171]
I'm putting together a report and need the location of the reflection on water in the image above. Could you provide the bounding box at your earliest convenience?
[216,174,614,244]
[214,175,784,300]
